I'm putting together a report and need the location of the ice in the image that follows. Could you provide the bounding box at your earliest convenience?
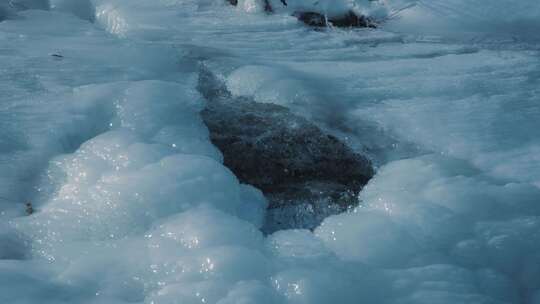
[381,264,515,304]
[0,260,86,304]
[1,0,540,304]
[316,209,420,266]
[0,224,27,260]
[385,0,540,38]
[216,280,282,304]
[50,0,95,21]
[266,229,333,261]
[7,0,49,11]
[266,0,388,18]
[0,4,14,22]
[316,154,540,302]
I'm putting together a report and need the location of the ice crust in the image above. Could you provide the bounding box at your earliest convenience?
[1,1,540,304]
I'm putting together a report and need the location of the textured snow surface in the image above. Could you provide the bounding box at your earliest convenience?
[1,1,540,303]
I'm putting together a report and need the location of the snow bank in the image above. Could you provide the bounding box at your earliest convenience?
[316,155,540,303]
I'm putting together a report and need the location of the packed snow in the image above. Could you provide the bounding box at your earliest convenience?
[1,0,540,303]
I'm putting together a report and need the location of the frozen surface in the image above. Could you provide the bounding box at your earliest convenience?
[385,0,540,38]
[1,1,540,303]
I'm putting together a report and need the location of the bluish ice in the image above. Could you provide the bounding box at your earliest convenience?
[1,0,540,303]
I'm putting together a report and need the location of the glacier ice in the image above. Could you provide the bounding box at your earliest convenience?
[0,0,539,304]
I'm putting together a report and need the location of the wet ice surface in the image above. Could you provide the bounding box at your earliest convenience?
[1,1,540,304]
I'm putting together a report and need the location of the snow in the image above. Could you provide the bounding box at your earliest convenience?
[1,1,540,304]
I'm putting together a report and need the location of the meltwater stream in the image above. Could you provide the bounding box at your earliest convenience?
[1,1,540,303]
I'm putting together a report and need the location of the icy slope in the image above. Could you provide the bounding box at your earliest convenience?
[1,1,540,304]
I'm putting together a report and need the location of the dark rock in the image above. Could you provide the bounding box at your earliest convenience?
[198,68,374,218]
[264,0,273,13]
[330,11,377,28]
[50,53,64,60]
[25,202,34,215]
[203,99,373,206]
[224,0,375,28]
[293,11,327,27]
[294,10,377,28]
